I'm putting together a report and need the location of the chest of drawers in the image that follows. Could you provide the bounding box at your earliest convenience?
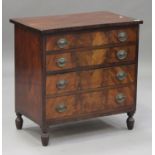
[10,11,143,146]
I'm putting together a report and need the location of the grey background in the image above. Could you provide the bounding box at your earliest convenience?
[3,0,152,155]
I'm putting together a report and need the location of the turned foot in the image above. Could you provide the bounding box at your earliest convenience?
[41,129,49,146]
[15,114,23,130]
[126,111,135,130]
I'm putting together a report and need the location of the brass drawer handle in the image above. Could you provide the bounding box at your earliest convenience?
[55,103,67,113]
[56,57,67,67]
[116,93,126,104]
[116,50,127,60]
[56,79,68,89]
[116,71,127,81]
[118,31,128,42]
[57,38,68,48]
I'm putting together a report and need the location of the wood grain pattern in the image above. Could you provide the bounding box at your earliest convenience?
[46,45,136,72]
[10,11,143,33]
[15,25,43,124]
[80,91,106,113]
[78,68,108,90]
[45,30,109,51]
[46,52,76,71]
[107,85,135,108]
[46,64,136,96]
[46,72,78,95]
[108,45,136,63]
[108,64,136,85]
[46,95,80,119]
[46,48,107,71]
[46,85,135,120]
[109,27,137,43]
[76,48,107,67]
[45,27,137,51]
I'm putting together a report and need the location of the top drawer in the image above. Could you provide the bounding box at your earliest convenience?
[45,27,138,51]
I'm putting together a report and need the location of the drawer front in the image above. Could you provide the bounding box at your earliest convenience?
[108,45,136,63]
[46,65,136,95]
[46,48,107,71]
[45,27,137,51]
[46,46,136,72]
[46,85,135,120]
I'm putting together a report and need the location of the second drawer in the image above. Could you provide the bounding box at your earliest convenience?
[46,64,136,95]
[46,45,136,71]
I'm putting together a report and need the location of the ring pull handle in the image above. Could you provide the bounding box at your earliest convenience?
[118,31,128,42]
[117,50,127,60]
[57,38,68,48]
[55,103,67,113]
[56,79,68,89]
[116,93,126,104]
[116,71,127,81]
[56,57,67,68]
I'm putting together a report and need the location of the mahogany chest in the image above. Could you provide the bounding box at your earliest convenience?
[10,11,143,146]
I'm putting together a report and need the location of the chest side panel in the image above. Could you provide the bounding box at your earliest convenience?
[15,25,43,125]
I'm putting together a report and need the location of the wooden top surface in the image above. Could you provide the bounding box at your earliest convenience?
[10,11,143,33]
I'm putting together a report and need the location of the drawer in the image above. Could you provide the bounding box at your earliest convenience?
[45,27,137,51]
[108,45,137,63]
[46,64,136,95]
[46,85,135,120]
[46,46,136,72]
[46,48,107,71]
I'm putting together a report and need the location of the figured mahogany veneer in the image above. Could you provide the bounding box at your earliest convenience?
[46,45,136,71]
[46,85,135,120]
[45,27,137,51]
[10,11,143,146]
[46,64,136,95]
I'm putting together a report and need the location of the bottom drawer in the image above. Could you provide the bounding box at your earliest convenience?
[46,85,135,120]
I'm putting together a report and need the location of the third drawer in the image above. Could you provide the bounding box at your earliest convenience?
[46,64,136,96]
